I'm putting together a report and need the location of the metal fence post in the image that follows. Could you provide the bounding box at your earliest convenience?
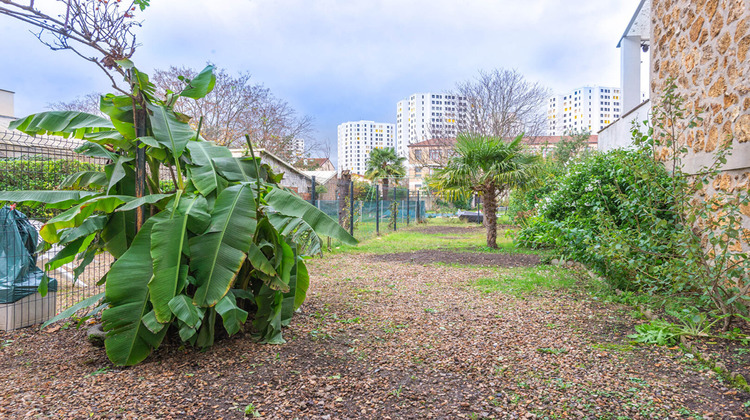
[375,184,380,236]
[406,189,410,226]
[311,175,316,206]
[393,185,397,231]
[349,180,354,237]
[416,190,420,223]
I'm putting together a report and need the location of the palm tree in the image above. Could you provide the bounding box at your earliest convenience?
[430,133,541,248]
[364,147,406,199]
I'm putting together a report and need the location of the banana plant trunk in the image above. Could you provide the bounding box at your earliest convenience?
[134,105,148,231]
[482,186,498,249]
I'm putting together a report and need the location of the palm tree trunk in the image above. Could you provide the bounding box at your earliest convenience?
[382,178,389,201]
[483,187,497,248]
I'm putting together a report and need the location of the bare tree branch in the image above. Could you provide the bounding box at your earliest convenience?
[151,65,317,161]
[452,69,549,140]
[0,0,147,95]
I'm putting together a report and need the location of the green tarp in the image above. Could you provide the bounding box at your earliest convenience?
[0,206,57,303]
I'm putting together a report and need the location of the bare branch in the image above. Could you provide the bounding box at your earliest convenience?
[0,0,146,93]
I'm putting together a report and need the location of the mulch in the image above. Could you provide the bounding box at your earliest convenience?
[1,239,749,418]
[368,249,540,267]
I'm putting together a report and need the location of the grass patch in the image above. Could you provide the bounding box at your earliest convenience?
[331,217,532,255]
[474,266,578,297]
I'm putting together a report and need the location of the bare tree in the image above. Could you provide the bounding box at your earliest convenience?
[48,92,102,115]
[152,66,268,146]
[453,69,549,141]
[150,66,317,161]
[0,0,148,95]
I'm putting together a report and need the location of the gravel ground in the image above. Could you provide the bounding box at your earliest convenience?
[1,249,749,419]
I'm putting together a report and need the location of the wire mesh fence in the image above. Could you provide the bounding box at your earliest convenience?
[311,178,428,243]
[0,128,465,329]
[1,130,108,330]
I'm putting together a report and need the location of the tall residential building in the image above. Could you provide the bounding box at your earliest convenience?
[337,120,395,175]
[291,137,305,159]
[395,93,467,158]
[546,86,647,136]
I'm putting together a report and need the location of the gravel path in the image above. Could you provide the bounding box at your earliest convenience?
[1,252,748,418]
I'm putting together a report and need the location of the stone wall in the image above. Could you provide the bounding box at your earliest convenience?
[650,0,750,249]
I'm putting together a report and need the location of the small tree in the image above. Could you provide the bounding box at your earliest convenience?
[364,147,406,199]
[431,133,541,248]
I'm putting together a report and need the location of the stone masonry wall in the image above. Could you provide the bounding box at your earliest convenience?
[651,0,750,251]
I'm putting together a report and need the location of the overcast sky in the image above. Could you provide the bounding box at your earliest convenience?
[0,0,647,162]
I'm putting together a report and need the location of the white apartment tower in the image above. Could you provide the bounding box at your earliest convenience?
[337,120,395,175]
[546,86,647,135]
[395,93,467,158]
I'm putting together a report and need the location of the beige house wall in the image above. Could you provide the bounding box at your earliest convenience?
[650,0,749,247]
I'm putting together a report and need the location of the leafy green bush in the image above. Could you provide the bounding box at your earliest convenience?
[517,80,749,328]
[0,158,102,219]
[516,149,678,291]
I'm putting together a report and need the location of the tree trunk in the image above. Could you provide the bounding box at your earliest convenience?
[382,178,389,202]
[338,170,352,227]
[483,187,497,248]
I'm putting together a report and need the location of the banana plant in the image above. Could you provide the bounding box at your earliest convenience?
[0,63,356,365]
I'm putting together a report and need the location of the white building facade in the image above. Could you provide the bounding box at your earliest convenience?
[337,120,395,175]
[546,86,647,136]
[395,92,467,158]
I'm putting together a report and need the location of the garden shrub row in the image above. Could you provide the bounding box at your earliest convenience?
[0,158,102,219]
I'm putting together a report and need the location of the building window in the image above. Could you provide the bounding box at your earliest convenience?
[414,149,423,160]
[429,149,441,160]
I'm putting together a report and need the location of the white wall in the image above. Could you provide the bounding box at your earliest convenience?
[598,100,651,152]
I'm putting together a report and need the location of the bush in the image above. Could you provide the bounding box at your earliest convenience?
[0,158,102,219]
[517,81,750,327]
[516,149,678,291]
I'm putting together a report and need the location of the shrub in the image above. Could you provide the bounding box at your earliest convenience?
[516,149,678,291]
[0,158,102,219]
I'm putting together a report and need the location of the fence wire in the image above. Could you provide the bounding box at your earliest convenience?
[1,130,107,330]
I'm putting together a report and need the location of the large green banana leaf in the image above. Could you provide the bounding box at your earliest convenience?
[215,292,248,336]
[40,195,134,243]
[267,212,322,256]
[0,190,99,209]
[147,102,196,158]
[212,156,265,183]
[186,141,231,196]
[60,171,108,190]
[101,210,135,259]
[74,141,119,160]
[102,217,168,366]
[264,188,357,245]
[9,111,114,138]
[148,196,208,322]
[180,65,217,99]
[189,184,257,307]
[252,285,285,344]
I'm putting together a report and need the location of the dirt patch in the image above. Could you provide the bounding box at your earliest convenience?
[2,255,748,419]
[369,249,540,267]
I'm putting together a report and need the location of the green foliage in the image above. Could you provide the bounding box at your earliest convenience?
[516,149,677,291]
[430,133,542,248]
[517,79,750,328]
[0,64,356,365]
[0,158,102,219]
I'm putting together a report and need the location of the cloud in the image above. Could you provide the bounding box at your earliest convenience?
[0,0,644,162]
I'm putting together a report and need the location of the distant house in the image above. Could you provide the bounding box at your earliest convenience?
[406,138,457,190]
[0,89,16,130]
[231,148,314,200]
[295,157,335,172]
